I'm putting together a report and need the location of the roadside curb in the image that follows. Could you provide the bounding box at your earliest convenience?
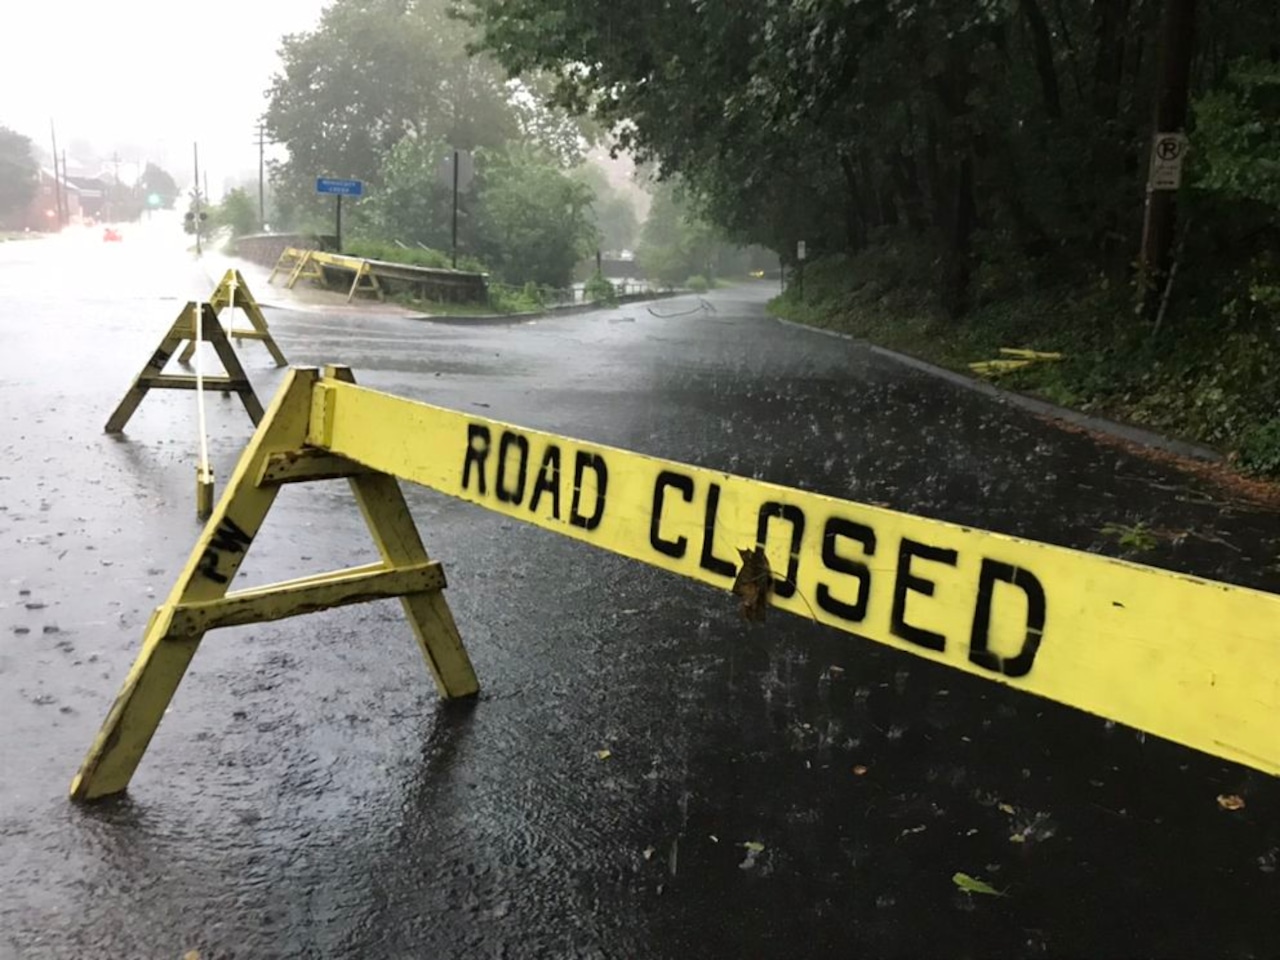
[772,314,1224,464]
[411,291,683,325]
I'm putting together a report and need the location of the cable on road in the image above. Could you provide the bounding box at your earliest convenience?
[646,298,717,319]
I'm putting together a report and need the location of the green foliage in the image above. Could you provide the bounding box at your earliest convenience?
[1238,419,1280,476]
[573,164,639,251]
[469,0,1280,317]
[472,145,598,287]
[1100,522,1159,553]
[214,188,257,237]
[265,0,519,228]
[360,135,454,250]
[139,163,178,210]
[584,270,616,303]
[686,274,709,293]
[1193,58,1280,209]
[0,127,37,220]
[346,239,450,269]
[773,242,1280,476]
[637,182,719,289]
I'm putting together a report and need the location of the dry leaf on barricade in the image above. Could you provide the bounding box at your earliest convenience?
[732,547,773,622]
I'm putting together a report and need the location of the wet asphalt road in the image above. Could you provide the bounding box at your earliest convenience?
[1,225,1279,960]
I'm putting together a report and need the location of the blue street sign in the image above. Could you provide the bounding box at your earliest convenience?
[315,177,364,197]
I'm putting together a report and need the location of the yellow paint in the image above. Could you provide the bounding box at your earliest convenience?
[104,301,265,434]
[179,270,287,367]
[73,367,477,802]
[311,378,1280,777]
[999,348,1063,361]
[75,366,1280,800]
[196,463,215,521]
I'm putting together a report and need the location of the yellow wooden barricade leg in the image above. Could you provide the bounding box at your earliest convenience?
[73,365,477,801]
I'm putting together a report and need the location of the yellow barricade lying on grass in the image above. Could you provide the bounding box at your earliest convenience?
[71,365,1280,800]
[970,348,1064,378]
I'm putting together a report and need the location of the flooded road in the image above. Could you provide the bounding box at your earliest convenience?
[1,226,1277,958]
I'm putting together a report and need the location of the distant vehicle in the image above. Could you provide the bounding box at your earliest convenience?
[102,228,123,243]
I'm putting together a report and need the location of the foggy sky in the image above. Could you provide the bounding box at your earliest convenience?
[3,0,331,194]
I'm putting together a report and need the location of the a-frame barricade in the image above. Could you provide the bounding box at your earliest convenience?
[73,366,477,801]
[346,260,384,303]
[76,364,1280,802]
[104,301,265,434]
[178,270,287,367]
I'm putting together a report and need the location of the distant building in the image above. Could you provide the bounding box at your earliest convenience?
[10,169,83,232]
[66,175,109,221]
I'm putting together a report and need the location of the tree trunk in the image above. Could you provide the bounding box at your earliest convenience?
[1021,0,1064,118]
[1138,0,1198,318]
[889,152,928,231]
[839,154,868,250]
[942,155,977,319]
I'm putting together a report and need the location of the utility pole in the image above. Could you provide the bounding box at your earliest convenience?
[254,120,268,231]
[109,151,121,221]
[1138,0,1198,318]
[451,148,460,269]
[49,120,64,228]
[193,142,203,256]
[62,151,69,224]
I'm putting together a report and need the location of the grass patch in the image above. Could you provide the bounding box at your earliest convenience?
[344,238,487,274]
[771,240,1280,475]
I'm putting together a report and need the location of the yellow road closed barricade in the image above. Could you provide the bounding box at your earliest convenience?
[71,365,1280,800]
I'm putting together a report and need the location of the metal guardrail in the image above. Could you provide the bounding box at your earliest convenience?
[268,247,488,304]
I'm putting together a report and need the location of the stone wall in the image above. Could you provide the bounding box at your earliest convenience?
[231,233,337,267]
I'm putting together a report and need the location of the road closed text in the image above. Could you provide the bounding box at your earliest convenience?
[461,421,1047,680]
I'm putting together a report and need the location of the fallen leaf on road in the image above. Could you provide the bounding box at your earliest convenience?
[642,847,655,860]
[742,841,765,853]
[1217,794,1246,811]
[1009,833,1027,844]
[998,803,1016,815]
[829,665,845,677]
[953,872,1008,897]
[595,749,612,761]
[852,765,869,776]
[709,834,719,843]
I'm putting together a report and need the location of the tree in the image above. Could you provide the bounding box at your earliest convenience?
[0,127,38,221]
[466,0,1280,317]
[473,145,598,287]
[362,134,456,250]
[139,163,179,209]
[637,181,719,288]
[215,188,258,238]
[573,165,639,252]
[264,0,521,229]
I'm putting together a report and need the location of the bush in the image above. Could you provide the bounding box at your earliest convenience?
[345,239,449,268]
[584,271,616,304]
[1238,419,1280,476]
[686,274,709,293]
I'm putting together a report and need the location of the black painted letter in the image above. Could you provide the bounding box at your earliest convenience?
[495,431,530,505]
[755,502,806,598]
[968,560,1047,678]
[462,424,491,495]
[570,452,608,530]
[699,483,737,577]
[650,471,694,558]
[816,517,876,622]
[529,445,562,518]
[890,538,959,652]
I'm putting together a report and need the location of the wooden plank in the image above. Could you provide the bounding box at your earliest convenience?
[308,376,1280,777]
[167,561,446,636]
